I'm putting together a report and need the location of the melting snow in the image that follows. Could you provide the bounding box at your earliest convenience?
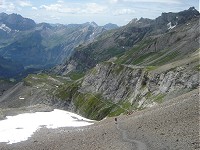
[0,109,94,144]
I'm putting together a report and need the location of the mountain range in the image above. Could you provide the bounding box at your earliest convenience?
[0,6,199,117]
[0,13,118,78]
[0,7,199,149]
[56,7,199,75]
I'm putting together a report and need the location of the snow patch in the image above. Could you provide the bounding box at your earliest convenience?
[19,96,25,100]
[0,24,11,33]
[167,22,177,30]
[0,109,94,144]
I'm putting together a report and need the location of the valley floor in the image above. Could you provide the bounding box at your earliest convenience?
[0,89,199,150]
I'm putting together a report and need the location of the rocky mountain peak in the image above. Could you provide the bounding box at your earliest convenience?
[90,21,98,27]
[0,13,36,31]
[36,23,53,30]
[128,17,152,28]
[103,23,118,30]
[0,12,8,19]
[156,7,199,27]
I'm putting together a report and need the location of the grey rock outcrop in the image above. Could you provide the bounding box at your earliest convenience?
[79,61,199,107]
[80,63,143,103]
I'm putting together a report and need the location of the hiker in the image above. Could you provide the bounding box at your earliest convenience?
[115,118,117,124]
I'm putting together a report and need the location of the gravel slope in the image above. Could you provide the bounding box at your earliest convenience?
[0,89,199,150]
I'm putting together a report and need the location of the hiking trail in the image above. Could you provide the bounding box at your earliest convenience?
[116,121,147,150]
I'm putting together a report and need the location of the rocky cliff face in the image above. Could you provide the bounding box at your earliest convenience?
[80,63,143,103]
[78,53,199,108]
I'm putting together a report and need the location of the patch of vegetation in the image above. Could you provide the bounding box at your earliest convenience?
[55,81,80,100]
[90,68,98,75]
[113,64,124,74]
[145,66,157,71]
[101,47,124,58]
[73,93,116,120]
[152,94,165,103]
[23,73,71,94]
[194,64,200,71]
[132,52,156,65]
[108,101,132,116]
[151,51,179,66]
[23,73,50,86]
[115,39,154,64]
[68,72,85,80]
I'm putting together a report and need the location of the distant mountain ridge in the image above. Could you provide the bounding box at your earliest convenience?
[0,13,118,79]
[0,13,36,31]
[103,23,119,30]
[55,7,199,75]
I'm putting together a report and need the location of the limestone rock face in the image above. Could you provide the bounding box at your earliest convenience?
[79,62,199,106]
[80,63,143,103]
[149,68,199,94]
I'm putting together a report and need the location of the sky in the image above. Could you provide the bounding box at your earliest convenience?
[0,0,199,26]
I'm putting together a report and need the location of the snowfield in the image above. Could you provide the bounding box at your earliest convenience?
[0,109,94,144]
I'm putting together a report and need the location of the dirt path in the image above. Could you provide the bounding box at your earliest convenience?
[116,122,147,150]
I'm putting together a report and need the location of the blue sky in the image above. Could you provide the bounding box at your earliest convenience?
[0,0,199,26]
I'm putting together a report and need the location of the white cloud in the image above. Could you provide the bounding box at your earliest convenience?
[84,3,107,14]
[18,0,32,7]
[40,4,81,14]
[57,0,64,3]
[0,0,15,12]
[109,0,119,4]
[32,7,37,10]
[40,2,107,14]
[50,15,61,20]
[40,4,62,11]
[113,8,135,15]
[123,0,181,4]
